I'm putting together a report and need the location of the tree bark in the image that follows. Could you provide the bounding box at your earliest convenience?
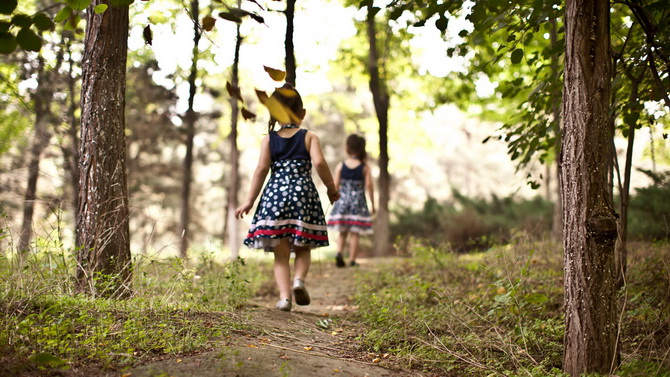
[179,0,201,259]
[366,4,391,257]
[561,0,619,375]
[227,3,242,259]
[76,0,132,298]
[284,0,296,85]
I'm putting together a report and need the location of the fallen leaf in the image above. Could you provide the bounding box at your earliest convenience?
[202,15,216,31]
[331,331,338,336]
[121,374,132,377]
[263,66,286,81]
[279,354,290,360]
[382,353,389,359]
[303,346,312,351]
[246,344,258,348]
[176,359,182,363]
[333,368,340,373]
[334,328,344,332]
[372,358,381,363]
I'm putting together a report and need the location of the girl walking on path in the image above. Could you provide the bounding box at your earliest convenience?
[327,134,375,267]
[235,83,340,312]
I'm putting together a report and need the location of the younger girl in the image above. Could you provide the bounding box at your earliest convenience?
[235,83,340,312]
[327,134,375,267]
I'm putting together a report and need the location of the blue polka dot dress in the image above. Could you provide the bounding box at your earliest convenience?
[244,128,329,251]
[327,162,373,234]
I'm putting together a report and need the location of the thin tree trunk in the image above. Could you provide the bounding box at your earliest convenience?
[227,3,242,259]
[285,0,296,85]
[179,0,202,259]
[561,0,619,375]
[66,37,80,218]
[19,40,65,253]
[366,4,391,257]
[615,72,643,287]
[18,55,49,253]
[76,0,132,298]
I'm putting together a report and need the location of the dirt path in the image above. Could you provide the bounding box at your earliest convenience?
[130,258,419,377]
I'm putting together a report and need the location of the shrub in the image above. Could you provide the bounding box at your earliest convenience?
[391,191,553,253]
[628,170,670,240]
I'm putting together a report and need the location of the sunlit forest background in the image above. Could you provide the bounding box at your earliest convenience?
[2,0,667,258]
[1,0,669,375]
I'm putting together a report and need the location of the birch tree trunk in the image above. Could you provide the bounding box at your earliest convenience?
[76,0,132,297]
[561,0,619,374]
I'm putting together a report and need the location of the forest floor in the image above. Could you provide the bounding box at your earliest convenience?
[121,258,421,377]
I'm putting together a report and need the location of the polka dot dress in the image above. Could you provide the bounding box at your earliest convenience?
[327,162,373,234]
[244,129,329,251]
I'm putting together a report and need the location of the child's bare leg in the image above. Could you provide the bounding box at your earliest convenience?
[348,233,360,264]
[338,231,348,255]
[273,239,292,300]
[293,246,311,280]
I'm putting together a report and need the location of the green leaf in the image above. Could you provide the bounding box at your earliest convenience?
[109,0,134,7]
[66,0,89,11]
[11,14,32,28]
[17,28,42,51]
[0,32,17,54]
[510,48,524,64]
[63,13,80,31]
[0,0,17,15]
[93,4,108,14]
[54,6,73,23]
[32,352,66,367]
[524,293,548,304]
[0,21,10,33]
[33,13,54,31]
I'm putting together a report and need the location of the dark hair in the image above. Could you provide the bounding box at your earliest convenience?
[268,83,304,133]
[346,134,367,162]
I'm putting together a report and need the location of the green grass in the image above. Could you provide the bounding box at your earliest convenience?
[353,236,670,377]
[0,242,270,374]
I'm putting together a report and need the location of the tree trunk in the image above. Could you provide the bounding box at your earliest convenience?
[76,0,132,298]
[67,37,80,218]
[366,4,391,257]
[179,0,201,259]
[18,56,49,253]
[615,72,643,287]
[227,5,242,259]
[284,0,296,85]
[561,0,619,375]
[19,39,65,253]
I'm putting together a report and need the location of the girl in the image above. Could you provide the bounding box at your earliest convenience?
[327,134,375,267]
[235,83,340,312]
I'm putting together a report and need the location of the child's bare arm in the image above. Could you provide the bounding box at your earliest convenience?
[364,163,376,214]
[235,136,271,219]
[333,162,342,189]
[306,131,340,203]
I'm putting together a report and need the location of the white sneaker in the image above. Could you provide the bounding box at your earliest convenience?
[292,278,310,306]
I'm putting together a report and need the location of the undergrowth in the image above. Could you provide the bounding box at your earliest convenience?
[0,238,264,375]
[353,235,670,377]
